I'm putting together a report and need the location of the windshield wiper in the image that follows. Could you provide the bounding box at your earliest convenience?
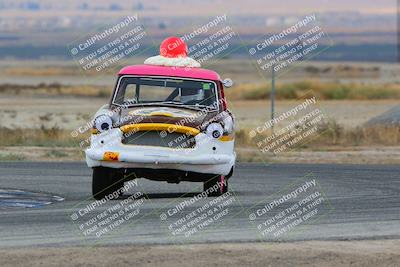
[188,104,217,110]
[163,102,216,111]
[159,101,207,111]
[159,101,184,105]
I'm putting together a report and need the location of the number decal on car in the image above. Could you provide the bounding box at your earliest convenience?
[103,152,120,161]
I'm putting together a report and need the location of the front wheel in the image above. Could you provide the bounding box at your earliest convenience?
[203,175,228,197]
[92,167,123,200]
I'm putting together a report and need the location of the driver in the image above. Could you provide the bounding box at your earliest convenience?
[180,88,204,104]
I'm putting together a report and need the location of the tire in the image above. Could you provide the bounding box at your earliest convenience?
[92,167,124,200]
[203,175,228,197]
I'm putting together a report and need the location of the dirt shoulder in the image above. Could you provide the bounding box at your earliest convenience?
[237,146,400,164]
[1,240,400,267]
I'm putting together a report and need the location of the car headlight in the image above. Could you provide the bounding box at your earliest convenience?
[94,115,113,133]
[206,123,224,139]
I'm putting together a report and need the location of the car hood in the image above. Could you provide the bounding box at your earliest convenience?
[118,106,219,129]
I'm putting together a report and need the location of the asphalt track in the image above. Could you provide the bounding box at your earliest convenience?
[0,162,399,248]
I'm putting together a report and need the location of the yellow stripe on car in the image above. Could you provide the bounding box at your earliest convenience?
[120,123,200,136]
[219,135,234,141]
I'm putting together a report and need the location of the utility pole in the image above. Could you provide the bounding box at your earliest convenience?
[398,0,400,62]
[271,63,276,133]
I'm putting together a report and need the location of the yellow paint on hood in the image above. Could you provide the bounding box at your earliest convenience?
[120,123,200,136]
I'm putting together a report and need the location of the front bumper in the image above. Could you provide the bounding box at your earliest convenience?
[85,129,235,175]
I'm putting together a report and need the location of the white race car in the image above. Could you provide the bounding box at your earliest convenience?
[85,37,235,199]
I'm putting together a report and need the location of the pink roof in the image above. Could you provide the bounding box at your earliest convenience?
[118,64,221,81]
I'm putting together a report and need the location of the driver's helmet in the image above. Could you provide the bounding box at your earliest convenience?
[180,88,204,103]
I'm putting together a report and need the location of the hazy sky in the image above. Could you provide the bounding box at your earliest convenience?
[0,0,397,16]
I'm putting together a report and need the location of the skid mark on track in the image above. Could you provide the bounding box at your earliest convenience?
[0,189,64,209]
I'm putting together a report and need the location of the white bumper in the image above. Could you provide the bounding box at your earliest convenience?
[85,129,235,175]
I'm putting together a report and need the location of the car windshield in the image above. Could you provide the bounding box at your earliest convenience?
[113,76,218,109]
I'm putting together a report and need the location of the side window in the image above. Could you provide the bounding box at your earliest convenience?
[124,84,137,103]
[113,77,138,105]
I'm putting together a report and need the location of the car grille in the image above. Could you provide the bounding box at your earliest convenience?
[122,131,196,149]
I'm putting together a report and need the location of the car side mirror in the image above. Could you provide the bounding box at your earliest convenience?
[222,78,233,88]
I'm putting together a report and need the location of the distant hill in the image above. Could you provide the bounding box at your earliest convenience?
[367,106,400,126]
[0,0,397,61]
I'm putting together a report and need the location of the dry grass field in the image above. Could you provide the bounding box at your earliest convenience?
[0,59,399,162]
[1,240,400,267]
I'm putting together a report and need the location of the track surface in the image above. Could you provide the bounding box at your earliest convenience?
[0,162,399,248]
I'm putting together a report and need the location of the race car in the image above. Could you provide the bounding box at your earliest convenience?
[85,37,235,200]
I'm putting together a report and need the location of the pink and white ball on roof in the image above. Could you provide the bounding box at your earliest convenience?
[144,36,201,68]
